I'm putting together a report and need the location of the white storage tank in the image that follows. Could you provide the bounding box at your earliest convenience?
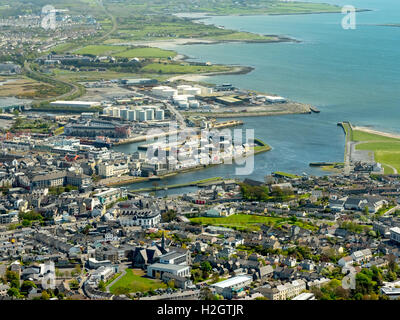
[112,107,120,117]
[138,110,147,122]
[152,86,177,98]
[135,109,142,120]
[145,109,154,120]
[189,101,200,108]
[120,108,128,120]
[155,109,165,120]
[178,101,189,109]
[177,84,192,94]
[152,86,167,96]
[173,95,187,105]
[183,87,201,96]
[162,88,178,97]
[128,110,136,121]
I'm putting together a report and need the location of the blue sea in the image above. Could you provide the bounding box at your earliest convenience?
[115,0,400,192]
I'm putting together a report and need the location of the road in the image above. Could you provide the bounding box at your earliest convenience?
[97,0,118,42]
[385,164,398,174]
[164,102,186,128]
[23,61,81,103]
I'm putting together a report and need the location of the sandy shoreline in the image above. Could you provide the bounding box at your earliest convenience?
[114,36,294,50]
[353,126,400,140]
[167,65,254,82]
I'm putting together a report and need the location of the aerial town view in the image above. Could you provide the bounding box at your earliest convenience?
[1,0,400,308]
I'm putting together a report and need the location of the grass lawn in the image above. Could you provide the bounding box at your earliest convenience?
[51,68,170,82]
[274,171,301,179]
[74,45,127,56]
[75,45,177,59]
[190,214,318,232]
[140,63,231,74]
[109,269,167,294]
[352,130,400,143]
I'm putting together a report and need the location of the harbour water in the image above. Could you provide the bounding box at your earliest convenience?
[114,0,400,191]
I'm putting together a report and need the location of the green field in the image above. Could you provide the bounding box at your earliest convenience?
[75,45,127,56]
[109,269,167,294]
[141,63,231,74]
[75,45,177,58]
[103,0,343,17]
[115,47,177,58]
[352,130,400,143]
[274,171,301,179]
[51,68,170,82]
[190,213,318,232]
[357,143,400,173]
[349,126,400,173]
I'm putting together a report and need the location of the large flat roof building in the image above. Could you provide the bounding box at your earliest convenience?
[147,263,190,278]
[211,275,252,299]
[50,101,101,108]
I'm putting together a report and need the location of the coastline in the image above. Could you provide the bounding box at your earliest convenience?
[167,65,254,82]
[182,102,312,118]
[176,8,371,19]
[352,125,400,140]
[115,35,296,50]
[105,141,271,187]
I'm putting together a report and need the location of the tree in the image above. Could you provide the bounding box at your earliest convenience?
[10,279,20,289]
[199,287,214,300]
[98,280,106,292]
[167,280,175,289]
[74,264,82,275]
[21,280,36,292]
[7,287,20,298]
[334,286,350,300]
[69,279,79,290]
[200,261,212,279]
[57,292,65,300]
[211,272,220,284]
[162,210,177,222]
[5,270,19,282]
[41,291,50,300]
[355,271,376,295]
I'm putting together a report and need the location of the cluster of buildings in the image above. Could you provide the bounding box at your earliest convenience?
[1,162,400,300]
